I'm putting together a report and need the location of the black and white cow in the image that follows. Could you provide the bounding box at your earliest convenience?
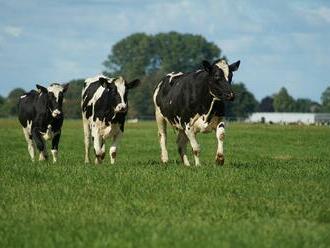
[153,59,240,166]
[18,83,69,162]
[81,75,140,164]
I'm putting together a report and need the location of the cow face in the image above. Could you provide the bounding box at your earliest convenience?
[36,83,69,118]
[203,59,240,101]
[99,77,140,113]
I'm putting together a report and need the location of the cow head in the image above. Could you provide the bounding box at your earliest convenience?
[202,59,240,101]
[36,83,69,118]
[99,76,140,113]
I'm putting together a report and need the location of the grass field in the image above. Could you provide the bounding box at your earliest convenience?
[0,119,329,247]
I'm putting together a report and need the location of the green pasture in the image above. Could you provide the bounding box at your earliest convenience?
[0,119,329,247]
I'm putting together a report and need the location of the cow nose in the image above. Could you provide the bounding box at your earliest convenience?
[228,92,235,101]
[115,103,127,113]
[52,109,61,118]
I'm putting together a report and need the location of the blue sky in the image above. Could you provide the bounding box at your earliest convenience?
[0,0,329,101]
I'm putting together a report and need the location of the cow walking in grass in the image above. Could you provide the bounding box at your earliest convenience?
[18,83,69,162]
[153,59,240,166]
[81,75,140,164]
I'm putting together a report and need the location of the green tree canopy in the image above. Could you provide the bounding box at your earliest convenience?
[62,79,85,119]
[104,32,221,80]
[226,83,258,119]
[273,87,296,112]
[258,96,274,112]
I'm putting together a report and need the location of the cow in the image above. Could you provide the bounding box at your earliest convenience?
[18,83,69,162]
[153,59,240,166]
[81,75,140,164]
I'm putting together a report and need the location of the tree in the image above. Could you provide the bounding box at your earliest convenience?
[273,87,296,112]
[258,96,274,112]
[321,86,330,112]
[295,98,313,112]
[0,88,26,116]
[226,83,258,119]
[62,79,85,119]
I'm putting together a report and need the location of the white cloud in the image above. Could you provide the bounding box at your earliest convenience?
[3,25,22,37]
[297,6,330,25]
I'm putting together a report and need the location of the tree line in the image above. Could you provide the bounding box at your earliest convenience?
[1,32,329,119]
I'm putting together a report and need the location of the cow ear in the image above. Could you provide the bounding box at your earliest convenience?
[202,60,212,73]
[126,79,141,89]
[99,77,109,87]
[229,60,240,72]
[36,84,47,93]
[62,83,69,93]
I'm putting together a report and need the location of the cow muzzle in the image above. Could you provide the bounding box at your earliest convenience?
[226,92,235,101]
[52,109,62,118]
[114,103,127,113]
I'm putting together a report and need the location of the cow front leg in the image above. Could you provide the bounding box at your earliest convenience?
[22,127,35,161]
[156,110,168,163]
[51,131,61,163]
[92,128,105,164]
[32,127,48,161]
[176,130,190,166]
[185,125,200,166]
[216,122,225,165]
[109,131,122,164]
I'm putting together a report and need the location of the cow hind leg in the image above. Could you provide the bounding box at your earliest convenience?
[155,110,168,163]
[185,125,201,166]
[92,130,104,165]
[176,130,190,166]
[83,116,91,163]
[22,127,35,161]
[215,122,225,165]
[32,127,48,161]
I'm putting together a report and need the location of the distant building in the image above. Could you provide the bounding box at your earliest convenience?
[247,112,330,125]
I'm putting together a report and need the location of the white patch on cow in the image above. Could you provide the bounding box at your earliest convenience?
[20,95,26,99]
[167,72,184,83]
[86,86,105,116]
[114,77,127,112]
[51,149,58,163]
[47,84,64,102]
[215,59,229,81]
[83,74,115,96]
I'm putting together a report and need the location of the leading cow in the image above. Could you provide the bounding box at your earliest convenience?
[18,83,69,162]
[82,75,140,164]
[153,59,240,166]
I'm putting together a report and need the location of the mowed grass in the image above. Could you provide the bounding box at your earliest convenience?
[0,119,329,247]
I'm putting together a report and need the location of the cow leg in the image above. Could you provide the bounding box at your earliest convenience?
[185,125,200,166]
[215,122,225,165]
[176,130,190,166]
[51,131,61,163]
[22,127,35,161]
[156,110,168,163]
[83,116,91,163]
[109,130,122,165]
[91,126,105,164]
[32,127,48,161]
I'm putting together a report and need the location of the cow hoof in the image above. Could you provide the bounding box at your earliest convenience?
[100,152,106,160]
[216,154,225,165]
